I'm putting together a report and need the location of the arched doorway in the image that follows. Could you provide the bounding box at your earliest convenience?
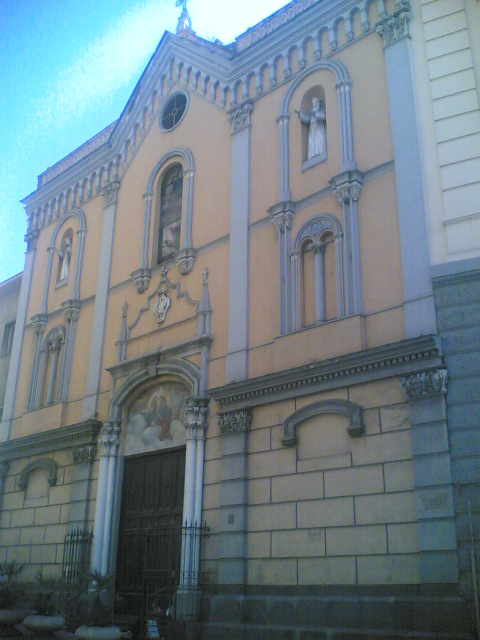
[115,381,189,617]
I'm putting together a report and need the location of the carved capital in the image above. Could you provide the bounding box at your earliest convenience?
[102,181,120,207]
[329,171,363,205]
[99,421,120,453]
[32,313,48,335]
[228,100,254,133]
[276,113,290,126]
[176,247,196,276]
[401,368,448,399]
[312,241,326,255]
[62,298,81,322]
[376,1,410,47]
[72,444,97,464]
[143,191,153,201]
[24,229,40,252]
[269,201,295,234]
[335,79,353,92]
[131,267,151,294]
[298,59,306,70]
[218,408,252,435]
[184,396,209,438]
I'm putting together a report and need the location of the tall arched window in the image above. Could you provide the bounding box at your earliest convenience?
[156,164,183,264]
[292,215,344,331]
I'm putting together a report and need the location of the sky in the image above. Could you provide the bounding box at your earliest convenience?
[0,0,288,282]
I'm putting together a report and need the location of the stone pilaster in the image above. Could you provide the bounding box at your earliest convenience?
[217,408,252,585]
[225,101,253,383]
[83,182,120,419]
[402,368,458,584]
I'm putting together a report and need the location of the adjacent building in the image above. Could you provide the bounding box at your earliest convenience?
[0,0,478,637]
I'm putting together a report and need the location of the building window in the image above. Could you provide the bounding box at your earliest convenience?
[157,164,183,264]
[291,215,345,332]
[160,93,188,131]
[1,321,15,356]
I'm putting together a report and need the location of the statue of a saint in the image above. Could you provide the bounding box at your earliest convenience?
[58,237,72,281]
[298,97,327,160]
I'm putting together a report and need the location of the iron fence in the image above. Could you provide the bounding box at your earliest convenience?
[143,521,209,638]
[60,528,93,613]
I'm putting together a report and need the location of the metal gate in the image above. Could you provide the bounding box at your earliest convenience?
[143,521,208,639]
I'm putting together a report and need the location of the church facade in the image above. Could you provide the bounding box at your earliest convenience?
[0,0,478,637]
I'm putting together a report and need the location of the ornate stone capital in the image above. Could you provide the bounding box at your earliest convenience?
[268,201,295,234]
[218,409,252,435]
[72,444,97,464]
[102,181,120,207]
[228,100,254,133]
[32,313,48,335]
[62,298,81,322]
[335,79,353,92]
[312,241,326,255]
[184,396,209,438]
[131,267,151,294]
[99,421,120,453]
[24,229,40,252]
[276,113,290,126]
[376,1,410,47]
[401,368,448,399]
[176,247,196,276]
[329,171,363,205]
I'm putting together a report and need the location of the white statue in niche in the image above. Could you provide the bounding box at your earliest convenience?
[297,97,327,160]
[58,237,72,281]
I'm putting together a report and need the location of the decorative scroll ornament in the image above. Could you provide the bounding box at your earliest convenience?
[228,101,253,133]
[102,181,120,207]
[24,229,40,252]
[183,397,209,438]
[72,444,97,464]
[376,1,410,47]
[217,409,252,435]
[153,292,171,323]
[401,368,448,399]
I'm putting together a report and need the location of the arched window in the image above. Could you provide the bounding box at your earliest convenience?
[292,215,344,331]
[39,326,65,406]
[156,164,183,264]
[56,228,74,285]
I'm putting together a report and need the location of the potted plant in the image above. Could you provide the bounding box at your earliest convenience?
[74,571,122,640]
[0,560,26,631]
[23,570,65,634]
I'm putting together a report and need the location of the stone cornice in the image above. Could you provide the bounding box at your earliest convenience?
[106,335,213,380]
[210,335,443,409]
[22,0,380,227]
[0,419,102,463]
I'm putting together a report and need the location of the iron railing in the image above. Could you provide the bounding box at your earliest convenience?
[60,528,93,612]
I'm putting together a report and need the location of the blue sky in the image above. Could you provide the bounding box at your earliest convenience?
[0,0,286,282]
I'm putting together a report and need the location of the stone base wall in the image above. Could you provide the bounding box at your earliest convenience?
[432,258,480,600]
[200,584,475,639]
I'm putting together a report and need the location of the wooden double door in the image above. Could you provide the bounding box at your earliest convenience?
[115,447,186,616]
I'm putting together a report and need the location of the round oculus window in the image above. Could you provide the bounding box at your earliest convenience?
[160,93,188,130]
